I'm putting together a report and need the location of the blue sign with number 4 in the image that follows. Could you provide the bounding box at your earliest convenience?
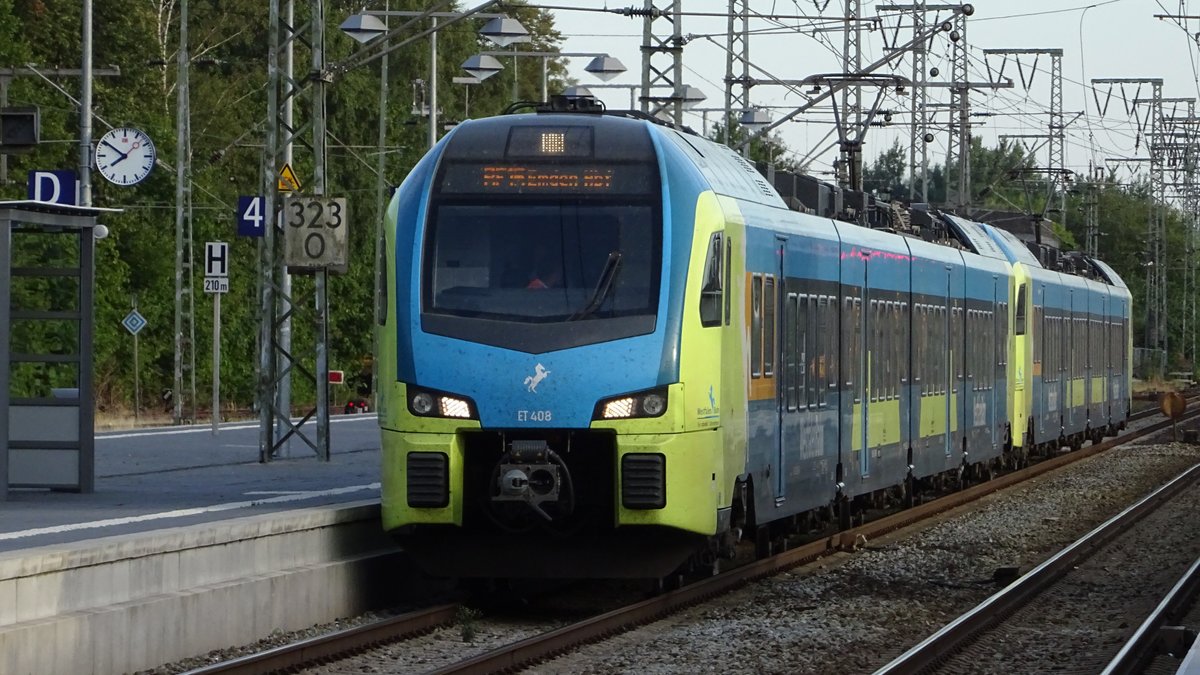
[237,195,265,237]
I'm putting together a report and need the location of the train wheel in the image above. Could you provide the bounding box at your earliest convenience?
[754,526,772,559]
[837,494,852,530]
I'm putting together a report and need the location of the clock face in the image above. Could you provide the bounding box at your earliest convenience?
[95,127,156,186]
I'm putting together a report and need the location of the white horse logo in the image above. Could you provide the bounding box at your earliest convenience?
[524,363,550,393]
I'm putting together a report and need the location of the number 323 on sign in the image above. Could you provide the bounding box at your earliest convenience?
[283,196,349,274]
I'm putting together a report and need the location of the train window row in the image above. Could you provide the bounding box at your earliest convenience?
[966,308,1002,392]
[913,303,948,397]
[782,293,839,411]
[867,299,907,403]
[1034,309,1128,383]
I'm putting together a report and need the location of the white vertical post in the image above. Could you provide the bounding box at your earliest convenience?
[132,296,140,427]
[430,17,438,150]
[212,292,221,435]
[79,0,93,206]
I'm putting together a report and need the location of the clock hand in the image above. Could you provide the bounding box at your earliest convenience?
[101,140,130,164]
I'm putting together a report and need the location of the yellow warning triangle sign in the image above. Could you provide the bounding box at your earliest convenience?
[278,163,302,192]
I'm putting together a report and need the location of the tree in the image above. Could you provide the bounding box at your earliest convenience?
[862,139,907,199]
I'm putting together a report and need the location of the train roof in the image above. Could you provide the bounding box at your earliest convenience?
[940,214,1008,261]
[656,126,789,208]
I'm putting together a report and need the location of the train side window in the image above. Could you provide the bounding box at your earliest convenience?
[785,293,799,412]
[883,302,892,400]
[1033,306,1042,367]
[751,275,762,378]
[873,299,883,398]
[763,276,776,377]
[699,232,724,328]
[377,245,389,326]
[999,304,1008,367]
[855,298,863,399]
[966,310,974,391]
[1015,284,1027,335]
[826,295,839,396]
[724,236,733,326]
[890,302,899,399]
[846,296,861,400]
[816,296,828,407]
[808,295,818,407]
[900,302,909,389]
[798,294,809,409]
[879,301,888,400]
[916,305,925,396]
[951,306,960,394]
[936,306,945,393]
[843,297,855,389]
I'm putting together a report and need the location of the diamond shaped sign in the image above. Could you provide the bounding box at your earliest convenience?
[122,310,147,336]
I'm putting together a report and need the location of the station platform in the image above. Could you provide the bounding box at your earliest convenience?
[0,413,383,554]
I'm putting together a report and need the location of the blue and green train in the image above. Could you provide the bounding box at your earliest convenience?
[376,102,1131,579]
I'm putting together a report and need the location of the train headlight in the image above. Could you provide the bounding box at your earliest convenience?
[411,392,435,415]
[593,387,669,420]
[408,386,477,420]
[602,397,635,419]
[440,396,472,419]
[641,393,666,417]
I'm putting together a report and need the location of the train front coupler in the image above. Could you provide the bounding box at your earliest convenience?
[492,440,574,522]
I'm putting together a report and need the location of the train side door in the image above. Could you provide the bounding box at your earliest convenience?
[991,276,1000,449]
[860,257,871,477]
[773,239,786,497]
[1064,290,1074,434]
[943,269,953,459]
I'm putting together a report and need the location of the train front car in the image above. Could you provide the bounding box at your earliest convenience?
[377,112,734,579]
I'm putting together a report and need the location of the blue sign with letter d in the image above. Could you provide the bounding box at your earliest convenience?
[27,170,79,205]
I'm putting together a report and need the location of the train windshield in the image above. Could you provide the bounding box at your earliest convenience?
[424,201,661,324]
[420,118,663,353]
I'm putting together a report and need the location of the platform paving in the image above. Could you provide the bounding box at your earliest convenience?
[0,413,382,553]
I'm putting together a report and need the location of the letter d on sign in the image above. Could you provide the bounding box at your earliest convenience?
[27,170,79,206]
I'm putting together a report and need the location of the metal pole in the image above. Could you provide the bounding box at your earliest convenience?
[0,76,8,184]
[79,0,93,206]
[174,0,190,426]
[313,0,330,460]
[212,292,220,434]
[277,0,294,452]
[373,3,389,404]
[259,0,281,462]
[429,17,438,150]
[541,56,548,101]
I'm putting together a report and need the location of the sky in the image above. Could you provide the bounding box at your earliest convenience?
[544,0,1200,186]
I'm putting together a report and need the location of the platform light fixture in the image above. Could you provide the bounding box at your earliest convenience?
[479,17,530,48]
[739,108,772,132]
[584,55,627,82]
[338,13,388,44]
[461,54,504,81]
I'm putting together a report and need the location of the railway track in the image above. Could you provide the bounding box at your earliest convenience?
[180,403,1199,675]
[1103,554,1200,674]
[873,459,1200,674]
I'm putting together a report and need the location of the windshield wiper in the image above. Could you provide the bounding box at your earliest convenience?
[568,251,622,321]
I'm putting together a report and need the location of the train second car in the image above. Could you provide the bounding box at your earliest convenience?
[376,101,1132,580]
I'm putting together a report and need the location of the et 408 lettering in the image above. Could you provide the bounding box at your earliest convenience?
[516,410,552,422]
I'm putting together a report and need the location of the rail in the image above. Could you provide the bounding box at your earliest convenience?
[183,403,1198,675]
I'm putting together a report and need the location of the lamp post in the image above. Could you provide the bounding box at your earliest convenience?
[465,52,626,103]
[452,76,481,118]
